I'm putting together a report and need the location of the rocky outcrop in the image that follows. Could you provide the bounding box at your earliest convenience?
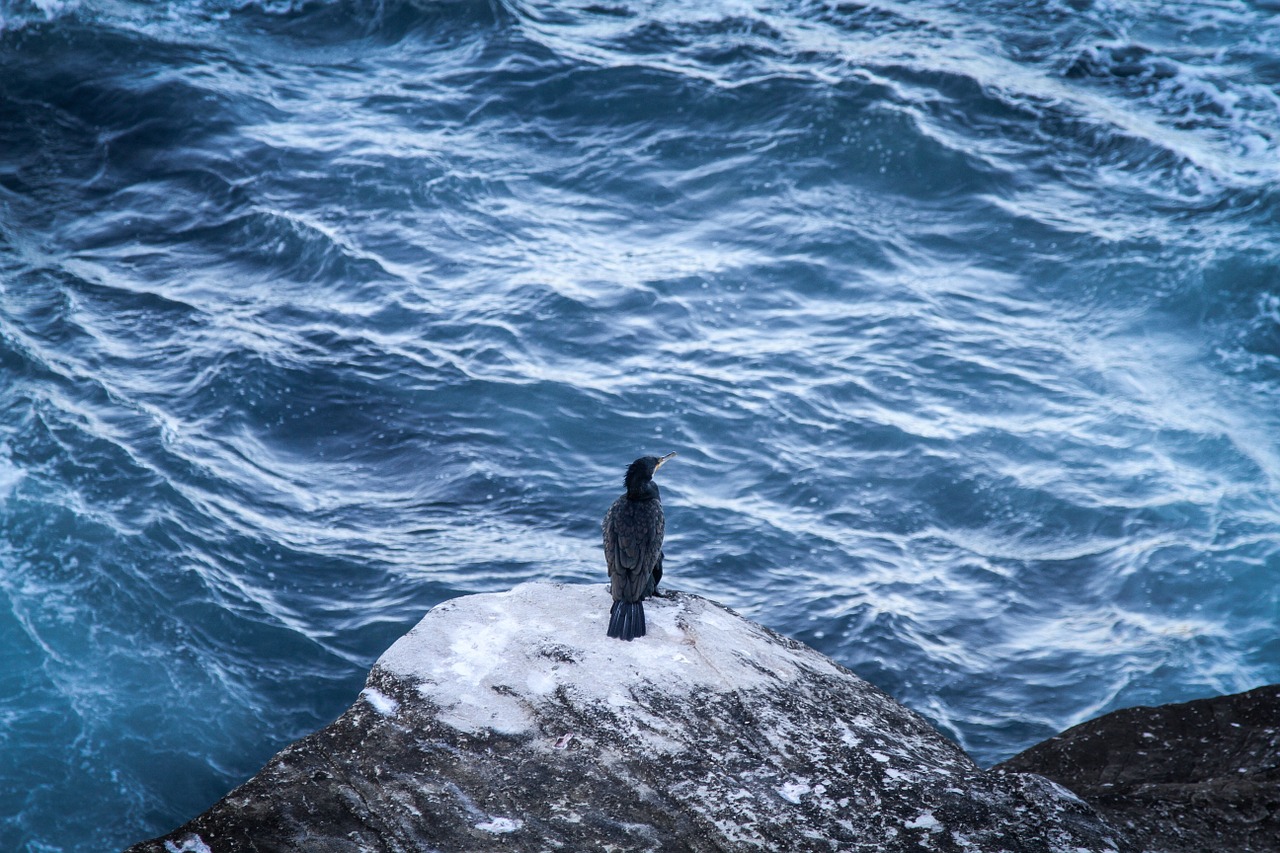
[996,684,1280,853]
[127,583,1128,852]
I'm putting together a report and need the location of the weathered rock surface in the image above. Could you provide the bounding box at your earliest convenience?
[128,583,1129,852]
[997,684,1280,853]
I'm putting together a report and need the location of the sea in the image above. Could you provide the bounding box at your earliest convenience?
[1,0,1277,849]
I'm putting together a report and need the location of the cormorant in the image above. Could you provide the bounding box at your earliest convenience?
[603,452,676,641]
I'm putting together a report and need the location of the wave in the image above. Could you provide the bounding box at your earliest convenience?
[3,1,1279,850]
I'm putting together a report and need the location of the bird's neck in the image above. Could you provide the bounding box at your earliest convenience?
[625,481,660,502]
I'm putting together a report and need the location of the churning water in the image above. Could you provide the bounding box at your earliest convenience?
[1,0,1278,849]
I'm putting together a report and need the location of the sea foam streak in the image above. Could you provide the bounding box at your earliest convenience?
[1,1,1277,851]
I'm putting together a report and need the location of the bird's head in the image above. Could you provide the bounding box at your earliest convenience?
[624,451,676,495]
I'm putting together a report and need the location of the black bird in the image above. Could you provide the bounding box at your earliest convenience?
[603,452,676,641]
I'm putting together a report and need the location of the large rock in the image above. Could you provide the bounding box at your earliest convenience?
[128,583,1128,852]
[996,684,1280,853]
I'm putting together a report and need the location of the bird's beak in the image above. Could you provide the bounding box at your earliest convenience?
[655,451,677,470]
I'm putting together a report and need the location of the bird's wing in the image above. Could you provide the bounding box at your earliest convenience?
[604,502,657,601]
[602,502,622,575]
[612,525,653,576]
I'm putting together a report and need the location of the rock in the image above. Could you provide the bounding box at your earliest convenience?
[996,684,1280,853]
[127,583,1129,852]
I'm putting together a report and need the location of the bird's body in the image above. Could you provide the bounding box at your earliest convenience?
[603,453,675,641]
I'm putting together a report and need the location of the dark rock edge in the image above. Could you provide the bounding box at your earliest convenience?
[996,683,1280,853]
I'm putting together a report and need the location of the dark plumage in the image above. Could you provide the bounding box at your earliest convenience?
[603,452,676,641]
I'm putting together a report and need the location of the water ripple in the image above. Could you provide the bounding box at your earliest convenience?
[2,1,1279,851]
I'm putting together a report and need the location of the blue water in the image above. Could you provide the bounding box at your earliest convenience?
[1,0,1278,849]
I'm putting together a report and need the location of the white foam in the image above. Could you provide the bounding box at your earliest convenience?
[777,781,811,804]
[905,811,941,832]
[164,835,213,853]
[360,687,399,717]
[0,448,23,499]
[474,816,522,834]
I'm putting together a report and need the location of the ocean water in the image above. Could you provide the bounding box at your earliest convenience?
[1,0,1277,849]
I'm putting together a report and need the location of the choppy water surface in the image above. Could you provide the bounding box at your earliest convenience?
[1,0,1278,849]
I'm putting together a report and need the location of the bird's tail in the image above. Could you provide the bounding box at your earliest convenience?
[607,600,646,641]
